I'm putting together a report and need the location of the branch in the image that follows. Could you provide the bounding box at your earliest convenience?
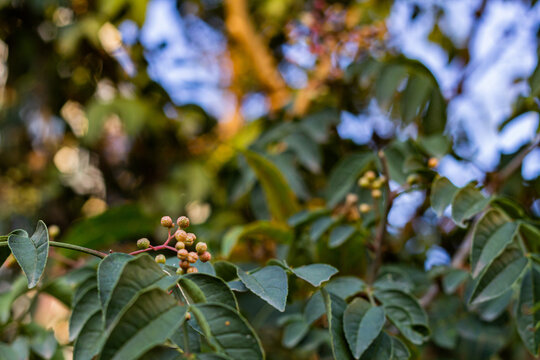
[0,240,107,259]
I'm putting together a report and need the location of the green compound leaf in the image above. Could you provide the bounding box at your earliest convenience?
[430,176,458,217]
[471,209,518,278]
[292,264,338,287]
[69,280,100,341]
[99,288,186,360]
[516,263,540,356]
[322,290,354,360]
[469,246,528,305]
[8,221,49,288]
[451,183,491,227]
[73,311,103,360]
[329,225,356,248]
[190,302,265,360]
[359,331,393,360]
[374,289,429,345]
[343,298,385,359]
[238,266,288,312]
[179,273,238,310]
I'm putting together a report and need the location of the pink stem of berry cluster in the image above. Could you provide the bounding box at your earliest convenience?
[128,230,177,256]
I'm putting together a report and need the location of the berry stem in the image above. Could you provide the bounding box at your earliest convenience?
[129,233,176,255]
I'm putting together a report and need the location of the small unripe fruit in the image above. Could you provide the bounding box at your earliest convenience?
[177,216,190,229]
[185,233,196,246]
[200,251,212,263]
[371,189,382,199]
[187,252,198,264]
[48,225,60,238]
[175,241,185,251]
[174,229,187,242]
[359,203,371,213]
[187,266,198,274]
[195,242,207,254]
[161,216,173,228]
[155,254,166,264]
[428,157,439,168]
[176,267,184,275]
[185,312,191,320]
[180,260,190,269]
[407,174,420,185]
[137,238,150,249]
[358,177,371,188]
[177,249,188,260]
[364,170,376,181]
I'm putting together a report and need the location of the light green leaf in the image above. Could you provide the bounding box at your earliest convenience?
[401,74,432,123]
[326,153,374,207]
[442,269,468,295]
[30,330,57,360]
[100,288,186,360]
[469,246,528,305]
[516,263,540,356]
[374,289,429,345]
[322,290,354,360]
[471,210,518,278]
[329,225,356,248]
[359,332,393,360]
[292,264,338,287]
[343,298,385,359]
[284,132,322,173]
[451,183,491,227]
[242,150,299,221]
[287,209,327,227]
[310,216,337,242]
[0,276,28,324]
[237,266,288,312]
[391,336,410,359]
[282,318,309,348]
[430,177,458,217]
[190,303,264,360]
[69,284,100,341]
[0,343,18,360]
[179,273,238,310]
[97,253,132,309]
[8,221,49,288]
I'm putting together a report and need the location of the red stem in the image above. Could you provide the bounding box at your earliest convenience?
[129,232,176,256]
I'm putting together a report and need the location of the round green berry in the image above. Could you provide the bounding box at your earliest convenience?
[174,229,187,242]
[161,216,173,228]
[137,238,150,249]
[176,267,184,275]
[185,233,196,246]
[177,216,190,229]
[175,241,185,251]
[195,242,207,254]
[155,254,166,264]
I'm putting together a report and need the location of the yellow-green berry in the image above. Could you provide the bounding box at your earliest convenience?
[187,252,199,264]
[185,312,191,320]
[358,176,371,188]
[155,254,166,264]
[175,241,185,251]
[177,216,190,229]
[177,249,188,260]
[371,189,382,199]
[364,170,376,181]
[137,238,150,249]
[428,157,439,168]
[407,174,420,185]
[359,203,371,213]
[174,229,187,242]
[185,233,196,246]
[161,216,173,228]
[48,225,60,238]
[200,251,212,263]
[176,267,184,275]
[195,242,207,254]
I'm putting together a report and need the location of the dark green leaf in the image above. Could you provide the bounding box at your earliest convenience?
[282,318,309,348]
[471,209,517,278]
[322,290,354,360]
[292,264,338,287]
[516,263,540,356]
[359,332,392,360]
[179,273,238,310]
[442,269,468,295]
[391,336,410,359]
[469,246,528,305]
[326,153,374,207]
[329,225,356,248]
[8,221,49,288]
[451,184,491,227]
[343,298,385,359]
[0,276,28,324]
[309,216,337,242]
[237,266,288,312]
[69,285,100,341]
[73,311,103,360]
[190,303,264,360]
[430,176,458,217]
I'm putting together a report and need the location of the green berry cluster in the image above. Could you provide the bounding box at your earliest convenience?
[358,170,386,199]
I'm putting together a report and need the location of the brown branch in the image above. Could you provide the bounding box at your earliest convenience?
[224,0,289,111]
[367,151,395,284]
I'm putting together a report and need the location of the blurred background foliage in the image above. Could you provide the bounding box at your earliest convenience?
[0,0,539,359]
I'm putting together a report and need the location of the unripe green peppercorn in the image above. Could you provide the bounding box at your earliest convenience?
[175,241,185,251]
[137,238,150,249]
[371,189,382,199]
[155,254,166,264]
[48,225,60,238]
[176,267,184,275]
[177,216,190,229]
[199,251,212,263]
[174,229,187,242]
[185,233,196,246]
[161,216,173,228]
[177,249,188,260]
[364,170,376,181]
[195,242,207,254]
[185,312,191,320]
[407,174,420,185]
[358,176,371,188]
[359,203,371,213]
